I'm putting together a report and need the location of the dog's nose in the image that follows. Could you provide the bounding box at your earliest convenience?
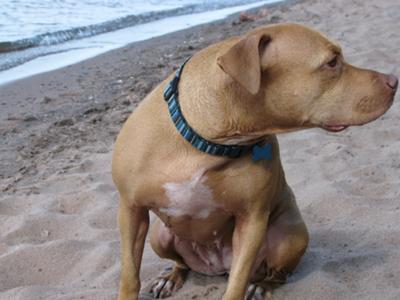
[386,74,399,90]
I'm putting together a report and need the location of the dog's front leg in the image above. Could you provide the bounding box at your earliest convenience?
[223,211,269,300]
[118,198,149,300]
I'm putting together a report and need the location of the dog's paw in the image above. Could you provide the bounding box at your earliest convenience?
[246,268,289,300]
[148,266,189,298]
[245,283,272,300]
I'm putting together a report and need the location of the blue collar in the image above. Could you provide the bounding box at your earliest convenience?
[163,59,272,161]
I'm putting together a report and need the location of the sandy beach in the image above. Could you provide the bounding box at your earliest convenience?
[1,0,400,299]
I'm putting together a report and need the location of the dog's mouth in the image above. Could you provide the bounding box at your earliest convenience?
[322,124,349,132]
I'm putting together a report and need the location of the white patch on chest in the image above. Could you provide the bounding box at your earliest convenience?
[161,169,219,219]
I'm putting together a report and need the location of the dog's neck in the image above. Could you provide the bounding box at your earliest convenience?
[177,57,272,146]
[164,60,263,158]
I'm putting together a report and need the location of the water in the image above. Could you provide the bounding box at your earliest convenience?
[0,0,283,85]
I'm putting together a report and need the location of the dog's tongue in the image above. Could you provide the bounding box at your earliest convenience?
[325,125,348,132]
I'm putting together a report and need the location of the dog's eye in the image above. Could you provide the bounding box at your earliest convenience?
[327,56,338,68]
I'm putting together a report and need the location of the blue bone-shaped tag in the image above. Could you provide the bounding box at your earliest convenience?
[252,144,273,162]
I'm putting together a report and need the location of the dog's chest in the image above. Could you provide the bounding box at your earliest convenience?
[160,169,221,219]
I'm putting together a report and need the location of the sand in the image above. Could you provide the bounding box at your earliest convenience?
[1,0,400,299]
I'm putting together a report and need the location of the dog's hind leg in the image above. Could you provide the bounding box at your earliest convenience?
[146,218,189,299]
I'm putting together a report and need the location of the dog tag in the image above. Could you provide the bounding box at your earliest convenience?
[252,144,272,162]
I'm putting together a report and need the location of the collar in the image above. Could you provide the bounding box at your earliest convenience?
[163,58,272,160]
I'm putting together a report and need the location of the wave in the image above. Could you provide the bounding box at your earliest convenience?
[0,0,263,54]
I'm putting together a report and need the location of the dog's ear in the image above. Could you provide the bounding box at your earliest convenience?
[217,34,270,95]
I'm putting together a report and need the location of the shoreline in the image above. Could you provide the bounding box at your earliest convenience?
[0,0,286,87]
[1,0,400,299]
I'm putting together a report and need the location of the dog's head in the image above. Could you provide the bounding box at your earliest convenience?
[217,23,398,134]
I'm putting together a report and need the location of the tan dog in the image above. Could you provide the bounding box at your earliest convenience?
[112,23,398,300]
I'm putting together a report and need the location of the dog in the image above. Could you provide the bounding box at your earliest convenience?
[112,23,398,300]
